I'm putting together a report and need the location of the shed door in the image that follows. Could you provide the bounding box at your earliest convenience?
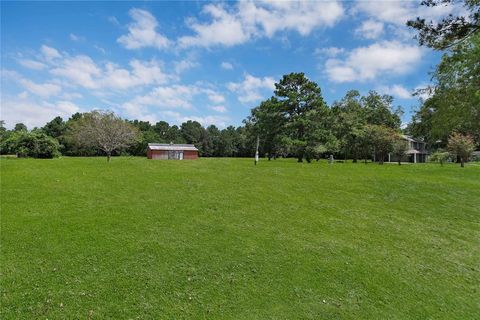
[168,150,183,160]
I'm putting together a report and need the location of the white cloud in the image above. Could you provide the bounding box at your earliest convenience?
[204,89,225,104]
[325,41,423,83]
[1,98,80,129]
[174,59,199,74]
[179,4,251,48]
[179,1,344,48]
[353,1,458,27]
[51,55,101,89]
[117,8,170,50]
[221,62,234,70]
[314,47,345,57]
[210,105,227,113]
[355,20,384,39]
[3,70,61,98]
[227,73,275,103]
[239,1,344,37]
[119,84,228,122]
[377,84,413,99]
[121,85,200,119]
[41,45,61,61]
[102,59,170,90]
[17,59,47,70]
[69,33,85,41]
[50,54,170,90]
[18,79,61,98]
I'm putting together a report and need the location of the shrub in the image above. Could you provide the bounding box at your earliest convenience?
[4,131,60,158]
[429,151,450,166]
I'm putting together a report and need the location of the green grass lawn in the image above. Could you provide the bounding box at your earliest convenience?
[1,157,479,319]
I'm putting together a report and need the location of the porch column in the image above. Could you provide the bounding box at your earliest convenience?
[414,153,417,163]
[388,153,391,162]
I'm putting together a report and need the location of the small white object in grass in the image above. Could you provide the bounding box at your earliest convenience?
[323,299,326,303]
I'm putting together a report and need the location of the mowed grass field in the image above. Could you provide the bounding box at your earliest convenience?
[1,157,479,319]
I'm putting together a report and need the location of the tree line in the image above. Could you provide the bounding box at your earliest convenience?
[0,70,476,165]
[1,0,478,165]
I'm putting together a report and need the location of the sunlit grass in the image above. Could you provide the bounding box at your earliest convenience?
[1,157,479,319]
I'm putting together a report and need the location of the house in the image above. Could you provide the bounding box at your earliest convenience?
[389,135,428,163]
[147,143,198,160]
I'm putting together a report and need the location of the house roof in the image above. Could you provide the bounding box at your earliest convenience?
[401,135,425,144]
[148,143,198,151]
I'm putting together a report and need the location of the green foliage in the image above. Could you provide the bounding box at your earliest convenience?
[407,0,480,50]
[366,125,398,164]
[42,116,66,139]
[2,131,60,158]
[429,151,451,165]
[408,9,480,148]
[392,138,409,165]
[14,123,27,132]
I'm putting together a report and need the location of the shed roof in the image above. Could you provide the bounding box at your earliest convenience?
[148,143,198,151]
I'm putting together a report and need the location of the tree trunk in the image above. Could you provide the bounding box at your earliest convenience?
[398,159,401,165]
[107,152,111,162]
[461,157,464,167]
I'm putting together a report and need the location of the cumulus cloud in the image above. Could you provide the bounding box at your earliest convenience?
[41,45,62,61]
[324,41,423,83]
[117,8,170,50]
[377,84,413,99]
[314,47,345,57]
[121,85,200,119]
[18,79,62,98]
[179,4,251,48]
[174,59,199,74]
[179,1,344,48]
[353,1,457,27]
[227,73,275,103]
[17,59,47,70]
[355,20,384,39]
[3,70,61,98]
[204,89,225,104]
[50,55,102,88]
[1,98,80,128]
[119,84,228,122]
[210,105,227,113]
[50,53,170,90]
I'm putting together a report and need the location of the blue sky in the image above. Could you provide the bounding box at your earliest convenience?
[1,1,455,129]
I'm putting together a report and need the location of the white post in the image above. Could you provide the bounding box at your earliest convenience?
[254,136,259,165]
[388,153,391,162]
[414,153,417,163]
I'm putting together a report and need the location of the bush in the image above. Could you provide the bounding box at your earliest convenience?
[429,151,450,166]
[3,131,60,158]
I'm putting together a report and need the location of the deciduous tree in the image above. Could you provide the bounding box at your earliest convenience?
[72,111,139,162]
[447,131,476,167]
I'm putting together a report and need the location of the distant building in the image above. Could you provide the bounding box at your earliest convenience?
[389,135,428,163]
[472,150,480,161]
[147,143,198,160]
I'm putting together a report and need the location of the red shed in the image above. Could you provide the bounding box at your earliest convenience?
[147,143,199,160]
